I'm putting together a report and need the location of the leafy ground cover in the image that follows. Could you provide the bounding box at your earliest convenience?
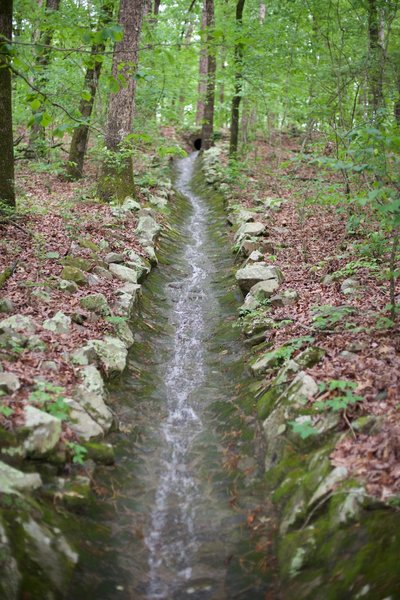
[226,132,400,501]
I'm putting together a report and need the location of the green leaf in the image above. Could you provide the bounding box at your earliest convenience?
[289,419,318,439]
[30,98,41,111]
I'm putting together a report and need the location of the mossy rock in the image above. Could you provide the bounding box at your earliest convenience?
[83,442,115,465]
[60,266,88,286]
[79,293,111,316]
[257,384,284,420]
[61,256,93,272]
[295,346,325,369]
[78,238,101,253]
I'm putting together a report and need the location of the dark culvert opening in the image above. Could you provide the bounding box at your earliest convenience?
[194,138,202,150]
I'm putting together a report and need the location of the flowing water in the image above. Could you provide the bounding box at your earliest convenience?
[69,153,274,599]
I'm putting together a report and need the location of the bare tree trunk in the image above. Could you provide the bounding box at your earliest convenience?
[367,0,385,118]
[0,0,15,209]
[196,0,208,127]
[201,0,216,150]
[98,0,145,200]
[66,1,113,180]
[229,0,245,157]
[28,0,61,155]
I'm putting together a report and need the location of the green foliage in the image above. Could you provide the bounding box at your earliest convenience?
[289,417,319,440]
[315,380,362,412]
[28,381,70,421]
[0,405,14,418]
[259,336,315,363]
[312,305,355,330]
[67,441,88,465]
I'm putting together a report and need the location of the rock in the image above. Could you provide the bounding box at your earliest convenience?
[76,365,113,431]
[79,294,110,316]
[270,290,299,307]
[0,314,37,334]
[114,283,142,317]
[352,415,383,435]
[247,279,281,301]
[0,372,20,394]
[236,209,256,224]
[295,346,325,369]
[79,238,101,252]
[236,264,284,294]
[341,278,360,295]
[124,250,151,281]
[58,279,79,294]
[70,344,98,366]
[251,352,281,377]
[142,244,158,265]
[87,273,102,286]
[122,196,141,211]
[113,319,134,348]
[247,250,264,263]
[0,298,14,313]
[41,360,59,372]
[93,266,114,280]
[308,466,349,507]
[149,194,168,209]
[65,398,104,440]
[104,252,125,264]
[83,441,115,465]
[26,335,47,351]
[61,256,92,272]
[322,273,335,286]
[340,350,358,361]
[21,517,78,588]
[234,221,266,242]
[31,289,51,304]
[56,475,92,511]
[135,215,161,245]
[71,312,86,325]
[109,263,138,284]
[0,521,21,600]
[285,371,319,405]
[60,266,88,286]
[21,405,62,457]
[91,337,128,376]
[0,461,42,494]
[43,311,71,334]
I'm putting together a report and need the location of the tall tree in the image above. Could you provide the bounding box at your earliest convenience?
[229,0,245,157]
[201,0,216,149]
[0,0,15,209]
[66,0,114,180]
[98,0,145,200]
[28,0,61,155]
[196,0,208,127]
[367,0,385,118]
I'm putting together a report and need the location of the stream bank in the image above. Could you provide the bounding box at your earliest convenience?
[202,146,400,599]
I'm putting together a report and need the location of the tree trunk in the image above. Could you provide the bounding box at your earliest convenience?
[98,0,145,200]
[0,0,15,210]
[201,0,216,150]
[66,1,113,180]
[196,0,208,127]
[229,0,245,157]
[28,0,61,155]
[367,0,384,118]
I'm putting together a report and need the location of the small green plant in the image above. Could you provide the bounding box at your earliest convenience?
[330,258,379,280]
[29,381,70,421]
[312,304,355,330]
[289,416,319,440]
[315,380,362,412]
[67,442,88,465]
[0,405,14,418]
[260,336,315,364]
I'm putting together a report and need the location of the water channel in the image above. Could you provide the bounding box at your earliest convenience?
[68,153,275,599]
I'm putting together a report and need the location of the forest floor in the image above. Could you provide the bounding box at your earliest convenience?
[229,132,400,500]
[1,132,399,499]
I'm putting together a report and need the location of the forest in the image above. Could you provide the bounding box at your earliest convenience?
[0,0,400,598]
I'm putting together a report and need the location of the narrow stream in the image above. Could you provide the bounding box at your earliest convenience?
[69,153,274,599]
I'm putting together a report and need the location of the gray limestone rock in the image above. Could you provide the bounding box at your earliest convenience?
[104,252,125,264]
[22,405,62,457]
[75,365,113,431]
[79,293,111,316]
[270,289,299,307]
[0,372,20,394]
[0,298,14,313]
[58,279,79,294]
[0,314,37,334]
[136,215,161,245]
[65,398,104,440]
[109,263,138,284]
[0,461,42,494]
[43,311,71,334]
[236,264,284,294]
